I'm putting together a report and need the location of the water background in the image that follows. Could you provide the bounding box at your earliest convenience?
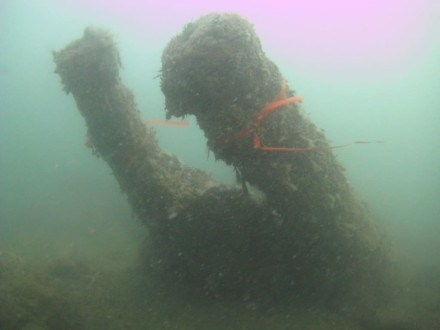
[1,1,439,328]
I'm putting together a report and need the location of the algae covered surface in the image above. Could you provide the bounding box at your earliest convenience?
[51,17,394,313]
[1,3,440,330]
[1,215,439,330]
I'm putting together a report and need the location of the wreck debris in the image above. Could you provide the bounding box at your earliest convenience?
[161,12,395,308]
[53,17,394,316]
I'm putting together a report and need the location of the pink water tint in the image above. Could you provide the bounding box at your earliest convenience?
[70,0,437,75]
[252,1,437,75]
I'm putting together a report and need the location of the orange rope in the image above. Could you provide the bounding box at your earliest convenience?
[120,118,189,169]
[214,80,304,147]
[215,81,384,151]
[85,119,189,153]
[127,119,189,152]
[125,119,189,152]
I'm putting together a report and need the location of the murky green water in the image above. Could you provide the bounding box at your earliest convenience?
[1,1,439,329]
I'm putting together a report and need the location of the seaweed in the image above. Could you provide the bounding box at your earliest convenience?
[160,12,396,310]
[53,17,395,317]
[0,250,80,329]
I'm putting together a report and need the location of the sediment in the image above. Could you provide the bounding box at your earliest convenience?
[53,16,395,315]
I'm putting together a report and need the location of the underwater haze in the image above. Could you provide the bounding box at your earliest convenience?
[1,1,439,329]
